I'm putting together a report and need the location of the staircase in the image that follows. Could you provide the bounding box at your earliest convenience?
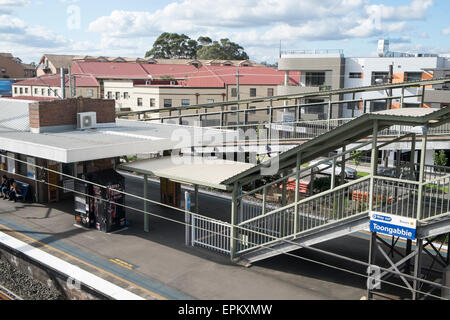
[236,173,450,264]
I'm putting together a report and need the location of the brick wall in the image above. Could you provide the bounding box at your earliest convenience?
[29,98,115,131]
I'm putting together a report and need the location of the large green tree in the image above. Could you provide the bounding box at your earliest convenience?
[145,33,249,60]
[196,38,249,60]
[145,32,198,59]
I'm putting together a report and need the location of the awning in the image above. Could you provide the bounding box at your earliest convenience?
[118,156,256,191]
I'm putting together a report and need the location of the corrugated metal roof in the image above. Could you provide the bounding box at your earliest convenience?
[0,98,30,131]
[119,156,255,190]
[0,119,238,164]
[14,74,99,87]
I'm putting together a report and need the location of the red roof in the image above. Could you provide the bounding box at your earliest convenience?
[14,74,99,87]
[16,61,300,89]
[70,61,299,87]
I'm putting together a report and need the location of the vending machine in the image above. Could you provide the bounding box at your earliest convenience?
[74,180,95,228]
[90,169,126,233]
[74,169,126,233]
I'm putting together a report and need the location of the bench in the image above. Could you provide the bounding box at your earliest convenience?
[15,181,31,203]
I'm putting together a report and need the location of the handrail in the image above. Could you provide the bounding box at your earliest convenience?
[238,140,373,199]
[238,175,372,226]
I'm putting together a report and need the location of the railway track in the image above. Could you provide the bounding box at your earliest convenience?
[0,284,22,300]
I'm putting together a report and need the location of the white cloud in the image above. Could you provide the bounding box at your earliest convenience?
[0,0,29,14]
[442,26,450,35]
[87,0,433,52]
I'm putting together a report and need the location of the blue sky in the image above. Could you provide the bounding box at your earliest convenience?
[1,0,449,64]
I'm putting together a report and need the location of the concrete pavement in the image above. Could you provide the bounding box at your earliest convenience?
[0,175,373,300]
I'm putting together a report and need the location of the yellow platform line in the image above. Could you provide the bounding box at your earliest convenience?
[0,223,167,300]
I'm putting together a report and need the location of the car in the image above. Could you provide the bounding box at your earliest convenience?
[310,159,358,179]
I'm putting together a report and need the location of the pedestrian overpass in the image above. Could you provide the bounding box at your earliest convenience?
[120,106,450,299]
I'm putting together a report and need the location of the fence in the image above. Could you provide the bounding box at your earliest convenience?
[191,214,231,255]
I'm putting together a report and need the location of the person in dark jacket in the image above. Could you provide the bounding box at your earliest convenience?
[1,175,10,199]
[8,180,21,202]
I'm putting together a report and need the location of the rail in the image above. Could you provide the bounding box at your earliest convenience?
[235,173,450,256]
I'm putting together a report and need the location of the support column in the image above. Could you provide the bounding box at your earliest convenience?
[230,183,239,260]
[194,185,199,214]
[262,186,267,215]
[294,153,301,236]
[412,239,423,300]
[144,174,150,233]
[281,170,287,207]
[341,146,347,183]
[400,87,405,109]
[410,134,416,178]
[369,120,379,212]
[367,232,378,300]
[327,95,332,131]
[331,157,337,189]
[417,128,428,220]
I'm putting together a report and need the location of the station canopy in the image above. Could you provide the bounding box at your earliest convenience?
[119,156,256,191]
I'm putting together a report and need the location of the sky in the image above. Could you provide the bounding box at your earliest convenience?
[1,0,450,64]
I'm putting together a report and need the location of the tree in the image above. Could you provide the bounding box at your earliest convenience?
[145,32,198,59]
[197,38,249,60]
[351,150,364,170]
[197,36,212,46]
[433,150,448,172]
[145,33,250,61]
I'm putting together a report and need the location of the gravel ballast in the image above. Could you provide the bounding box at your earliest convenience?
[0,259,64,300]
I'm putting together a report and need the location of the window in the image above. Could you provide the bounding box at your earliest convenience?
[249,106,256,114]
[372,72,389,85]
[267,88,274,97]
[349,72,363,79]
[14,87,17,94]
[34,88,38,95]
[164,99,172,108]
[231,88,237,97]
[87,89,94,97]
[48,89,51,96]
[137,98,143,106]
[150,98,156,107]
[181,99,190,106]
[115,92,120,100]
[404,103,420,108]
[405,72,423,82]
[107,92,112,99]
[24,88,28,94]
[41,88,45,95]
[54,89,58,97]
[207,99,214,104]
[1,68,5,73]
[19,87,23,94]
[371,101,387,112]
[250,88,257,97]
[305,72,326,86]
[123,92,129,99]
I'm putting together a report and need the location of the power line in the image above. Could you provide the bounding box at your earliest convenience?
[0,153,448,299]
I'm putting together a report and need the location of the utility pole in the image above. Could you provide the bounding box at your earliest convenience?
[387,63,393,110]
[236,68,240,101]
[61,67,66,99]
[69,67,72,99]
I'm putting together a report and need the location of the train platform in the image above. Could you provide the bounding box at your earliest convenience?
[0,175,369,300]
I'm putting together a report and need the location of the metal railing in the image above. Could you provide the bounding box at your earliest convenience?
[191,214,231,255]
[235,171,450,256]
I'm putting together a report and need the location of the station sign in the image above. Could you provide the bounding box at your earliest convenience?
[370,212,417,240]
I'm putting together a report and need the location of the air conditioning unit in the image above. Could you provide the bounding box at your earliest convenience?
[77,112,97,130]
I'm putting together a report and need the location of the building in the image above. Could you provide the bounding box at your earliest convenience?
[278,41,450,120]
[12,73,100,100]
[14,60,301,120]
[0,53,36,79]
[0,97,234,203]
[37,54,76,77]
